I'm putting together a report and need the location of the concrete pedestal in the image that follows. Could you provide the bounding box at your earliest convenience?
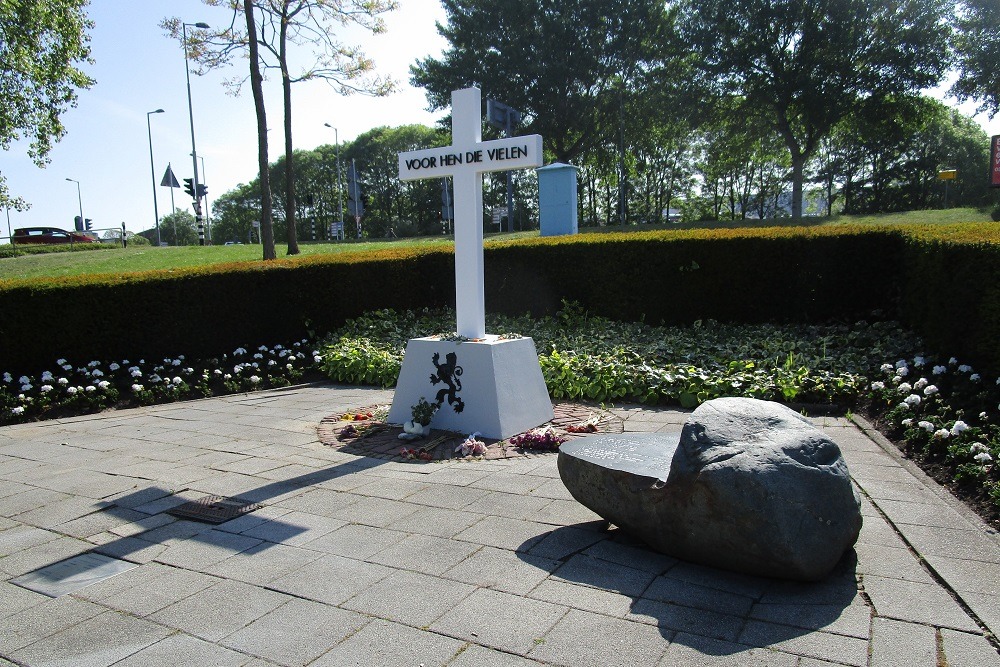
[387,336,553,440]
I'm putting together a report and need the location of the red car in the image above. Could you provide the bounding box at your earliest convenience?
[12,227,99,244]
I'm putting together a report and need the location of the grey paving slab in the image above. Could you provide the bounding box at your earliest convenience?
[446,644,548,667]
[147,579,290,642]
[0,595,106,654]
[863,573,979,632]
[431,587,569,656]
[108,633,252,667]
[659,633,799,666]
[221,598,367,666]
[2,385,1000,665]
[738,619,870,666]
[939,629,1000,667]
[443,545,559,596]
[73,562,220,616]
[8,609,172,667]
[299,522,407,559]
[341,568,477,628]
[453,515,550,552]
[11,551,139,597]
[309,618,466,667]
[527,607,668,667]
[868,616,937,667]
[267,552,395,605]
[368,532,482,575]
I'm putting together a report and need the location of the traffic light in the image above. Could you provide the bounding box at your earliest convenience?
[84,219,92,231]
[196,183,207,199]
[74,215,83,231]
[183,178,195,198]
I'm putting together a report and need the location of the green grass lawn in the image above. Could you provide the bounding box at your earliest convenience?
[1,207,993,282]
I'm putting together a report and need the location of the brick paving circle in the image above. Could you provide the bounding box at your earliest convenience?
[317,401,624,463]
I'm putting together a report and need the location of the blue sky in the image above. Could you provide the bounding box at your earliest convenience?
[2,0,448,237]
[2,1,996,240]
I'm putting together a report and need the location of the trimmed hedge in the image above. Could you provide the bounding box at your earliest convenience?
[3,223,1000,376]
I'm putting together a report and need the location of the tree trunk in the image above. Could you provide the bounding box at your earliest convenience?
[790,153,804,219]
[279,6,299,255]
[244,0,276,260]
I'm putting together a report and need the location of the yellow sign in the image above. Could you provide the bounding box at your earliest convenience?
[938,170,957,180]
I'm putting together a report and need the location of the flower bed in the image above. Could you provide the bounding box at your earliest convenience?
[1,339,324,423]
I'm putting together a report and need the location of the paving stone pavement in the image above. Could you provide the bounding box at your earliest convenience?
[0,384,998,666]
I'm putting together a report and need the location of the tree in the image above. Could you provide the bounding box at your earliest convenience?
[158,210,199,246]
[675,0,953,218]
[0,0,94,210]
[412,0,679,164]
[243,0,276,259]
[952,0,1000,118]
[165,0,396,257]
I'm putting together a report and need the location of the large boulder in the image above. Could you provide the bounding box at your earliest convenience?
[558,397,862,581]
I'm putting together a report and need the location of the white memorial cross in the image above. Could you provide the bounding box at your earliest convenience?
[399,87,542,339]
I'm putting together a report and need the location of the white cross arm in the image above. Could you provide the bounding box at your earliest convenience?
[398,134,543,181]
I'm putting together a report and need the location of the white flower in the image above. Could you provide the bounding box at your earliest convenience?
[131,384,144,392]
[91,369,103,377]
[274,344,283,350]
[251,362,259,369]
[897,402,910,411]
[20,383,32,392]
[223,374,232,380]
[97,381,110,390]
[880,363,894,373]
[870,381,885,391]
[249,375,261,384]
[913,356,925,367]
[268,360,277,367]
[253,353,264,360]
[66,386,77,395]
[11,406,24,415]
[62,364,72,371]
[2,372,11,383]
[41,371,54,382]
[958,364,972,373]
[18,375,30,385]
[57,377,68,386]
[933,429,950,439]
[213,369,223,376]
[87,360,99,368]
[901,418,914,427]
[974,452,993,464]
[40,385,53,393]
[904,394,921,408]
[279,350,288,358]
[129,367,142,378]
[109,362,120,371]
[895,367,909,378]
[897,382,912,394]
[234,347,247,356]
[970,374,980,382]
[178,355,185,361]
[971,443,989,454]
[918,421,935,432]
[913,378,928,391]
[172,359,181,366]
[979,412,988,420]
[258,345,269,352]
[149,374,162,383]
[85,385,95,393]
[286,364,294,371]
[234,365,243,373]
[932,365,947,375]
[949,357,958,365]
[184,367,193,374]
[924,385,939,396]
[951,421,969,436]
[314,355,322,363]
[172,377,183,385]
[895,359,908,369]
[56,358,67,365]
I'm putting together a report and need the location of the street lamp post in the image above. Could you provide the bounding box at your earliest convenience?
[324,123,343,239]
[147,108,165,245]
[181,21,210,245]
[65,178,84,232]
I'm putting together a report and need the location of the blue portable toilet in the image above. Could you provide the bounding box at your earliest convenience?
[537,163,578,236]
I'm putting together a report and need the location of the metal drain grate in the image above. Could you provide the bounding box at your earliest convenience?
[166,495,262,524]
